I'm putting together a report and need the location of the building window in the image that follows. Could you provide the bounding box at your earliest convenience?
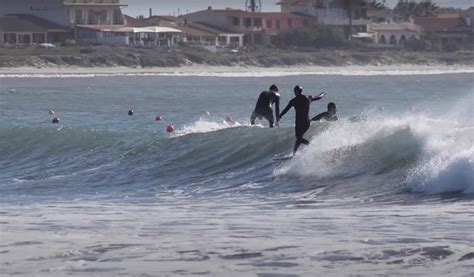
[276,19,280,30]
[232,17,240,26]
[288,19,292,28]
[113,10,123,24]
[244,18,252,28]
[75,9,83,24]
[266,20,272,28]
[253,18,262,27]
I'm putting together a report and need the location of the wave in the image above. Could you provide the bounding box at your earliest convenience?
[1,66,473,79]
[274,116,474,195]
[1,114,472,200]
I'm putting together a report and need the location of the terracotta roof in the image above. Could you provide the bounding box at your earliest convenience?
[413,17,465,32]
[0,15,70,33]
[437,13,461,19]
[153,15,178,22]
[123,15,150,27]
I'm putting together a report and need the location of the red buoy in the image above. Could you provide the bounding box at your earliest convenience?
[166,124,174,133]
[155,115,163,121]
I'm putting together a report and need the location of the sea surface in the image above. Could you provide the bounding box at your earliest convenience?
[0,68,473,276]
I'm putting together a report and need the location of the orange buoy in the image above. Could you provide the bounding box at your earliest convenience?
[155,115,163,121]
[166,124,174,133]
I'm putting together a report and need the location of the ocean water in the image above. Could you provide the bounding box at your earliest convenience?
[0,69,473,276]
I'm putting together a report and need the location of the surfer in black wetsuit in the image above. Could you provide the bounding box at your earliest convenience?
[279,85,324,155]
[250,84,280,128]
[312,102,338,122]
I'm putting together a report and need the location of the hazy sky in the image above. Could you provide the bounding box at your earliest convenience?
[122,0,473,17]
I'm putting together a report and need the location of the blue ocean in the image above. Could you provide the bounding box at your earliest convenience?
[0,68,473,275]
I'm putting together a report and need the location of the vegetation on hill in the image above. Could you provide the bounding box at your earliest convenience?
[0,45,473,68]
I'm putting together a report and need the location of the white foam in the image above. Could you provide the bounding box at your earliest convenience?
[173,118,252,137]
[274,113,474,194]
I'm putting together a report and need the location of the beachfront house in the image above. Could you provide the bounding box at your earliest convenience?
[123,14,242,50]
[0,0,73,44]
[182,8,261,46]
[0,0,129,45]
[411,15,472,48]
[277,0,372,32]
[76,25,182,46]
[0,15,71,45]
[182,8,315,46]
[63,0,125,26]
[368,22,419,46]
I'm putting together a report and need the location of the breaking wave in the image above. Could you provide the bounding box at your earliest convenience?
[1,113,472,203]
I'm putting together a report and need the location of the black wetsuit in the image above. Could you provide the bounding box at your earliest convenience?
[280,94,317,154]
[250,91,280,127]
[311,112,338,122]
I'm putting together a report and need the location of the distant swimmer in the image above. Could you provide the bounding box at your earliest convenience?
[279,85,324,154]
[311,102,338,122]
[250,84,280,128]
[128,109,134,116]
[52,117,60,124]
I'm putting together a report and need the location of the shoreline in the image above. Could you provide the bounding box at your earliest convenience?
[1,64,474,77]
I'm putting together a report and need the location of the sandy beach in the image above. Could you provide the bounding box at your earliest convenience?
[1,64,474,77]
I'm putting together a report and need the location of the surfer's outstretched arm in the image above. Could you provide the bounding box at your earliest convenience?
[311,112,326,121]
[309,92,326,102]
[279,99,294,119]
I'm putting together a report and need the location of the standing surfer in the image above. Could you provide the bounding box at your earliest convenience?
[250,84,281,128]
[279,85,325,155]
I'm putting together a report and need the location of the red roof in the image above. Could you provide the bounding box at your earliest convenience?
[154,15,178,22]
[413,17,464,32]
[123,15,150,27]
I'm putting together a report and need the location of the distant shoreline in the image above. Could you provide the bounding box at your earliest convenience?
[1,64,473,77]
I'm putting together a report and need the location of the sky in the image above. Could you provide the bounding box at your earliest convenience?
[122,0,473,17]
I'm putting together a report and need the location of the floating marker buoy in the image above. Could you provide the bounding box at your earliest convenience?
[48,109,55,116]
[52,117,60,124]
[128,110,134,116]
[205,111,210,115]
[166,124,174,133]
[155,115,163,121]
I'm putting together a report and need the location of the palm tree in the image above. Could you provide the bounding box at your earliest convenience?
[394,0,439,18]
[415,1,439,17]
[368,0,386,10]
